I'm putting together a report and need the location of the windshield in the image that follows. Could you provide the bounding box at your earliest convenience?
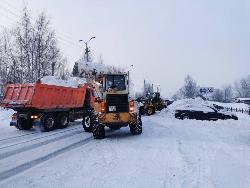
[105,75,126,91]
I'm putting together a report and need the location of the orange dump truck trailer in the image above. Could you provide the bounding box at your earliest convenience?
[1,82,95,131]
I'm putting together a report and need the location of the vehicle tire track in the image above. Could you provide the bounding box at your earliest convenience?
[0,136,93,182]
[0,127,82,150]
[0,121,82,143]
[0,132,38,142]
[0,130,83,160]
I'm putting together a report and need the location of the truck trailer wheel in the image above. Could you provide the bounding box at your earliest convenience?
[93,124,105,139]
[16,117,33,130]
[129,115,142,135]
[41,114,56,132]
[57,113,69,129]
[82,110,97,133]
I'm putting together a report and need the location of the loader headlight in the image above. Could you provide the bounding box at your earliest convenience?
[129,101,134,112]
[101,101,106,113]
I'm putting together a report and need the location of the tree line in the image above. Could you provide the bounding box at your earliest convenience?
[173,74,250,102]
[0,7,68,95]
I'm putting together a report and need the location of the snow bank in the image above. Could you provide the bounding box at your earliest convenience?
[40,76,86,88]
[0,108,14,125]
[162,97,248,118]
[168,97,209,111]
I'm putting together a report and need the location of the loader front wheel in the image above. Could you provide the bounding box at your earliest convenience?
[129,115,142,135]
[82,110,97,133]
[93,124,105,139]
[146,107,155,116]
[41,114,56,132]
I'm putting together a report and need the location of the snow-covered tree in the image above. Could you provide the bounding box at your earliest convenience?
[234,76,250,98]
[212,89,224,102]
[180,75,198,99]
[222,85,233,102]
[72,62,79,76]
[0,6,67,92]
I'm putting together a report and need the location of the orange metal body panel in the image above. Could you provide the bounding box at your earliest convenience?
[1,83,88,109]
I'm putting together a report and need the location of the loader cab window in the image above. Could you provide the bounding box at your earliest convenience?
[105,75,126,91]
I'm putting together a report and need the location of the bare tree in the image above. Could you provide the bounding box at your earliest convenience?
[181,75,198,98]
[222,85,233,102]
[234,77,250,98]
[212,89,224,102]
[0,6,68,92]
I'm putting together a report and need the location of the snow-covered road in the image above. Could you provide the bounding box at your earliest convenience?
[0,109,250,188]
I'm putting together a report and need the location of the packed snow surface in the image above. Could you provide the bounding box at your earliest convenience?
[0,100,250,188]
[40,76,86,88]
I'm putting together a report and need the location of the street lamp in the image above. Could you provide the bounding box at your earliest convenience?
[79,37,96,62]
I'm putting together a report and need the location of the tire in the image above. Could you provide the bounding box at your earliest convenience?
[93,124,105,139]
[15,117,33,130]
[139,106,146,115]
[41,114,56,132]
[82,109,97,132]
[57,113,69,129]
[129,115,142,135]
[146,107,155,116]
[181,115,189,120]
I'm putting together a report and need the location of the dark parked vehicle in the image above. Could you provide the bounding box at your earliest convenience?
[175,104,238,121]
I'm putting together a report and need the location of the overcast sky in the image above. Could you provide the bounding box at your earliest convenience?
[0,0,250,96]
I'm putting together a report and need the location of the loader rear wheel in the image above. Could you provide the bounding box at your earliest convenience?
[139,106,146,115]
[82,110,97,132]
[16,117,32,130]
[129,115,142,135]
[41,114,56,132]
[93,124,105,139]
[146,107,155,116]
[57,113,69,129]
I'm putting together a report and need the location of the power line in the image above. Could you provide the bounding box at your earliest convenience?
[0,4,21,18]
[0,11,19,25]
[0,0,22,13]
[57,34,80,47]
[0,1,80,49]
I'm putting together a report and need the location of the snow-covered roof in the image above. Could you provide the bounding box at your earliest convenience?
[236,98,250,101]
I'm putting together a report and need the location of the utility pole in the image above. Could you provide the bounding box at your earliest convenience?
[79,37,96,62]
[85,42,90,62]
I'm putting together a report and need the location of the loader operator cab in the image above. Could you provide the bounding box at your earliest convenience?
[87,72,142,139]
[104,74,127,92]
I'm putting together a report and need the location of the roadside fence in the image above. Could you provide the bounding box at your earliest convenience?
[225,107,250,115]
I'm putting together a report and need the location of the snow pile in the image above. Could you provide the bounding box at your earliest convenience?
[40,76,86,88]
[0,108,15,135]
[168,97,209,111]
[0,108,14,125]
[160,98,209,118]
[162,97,247,118]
